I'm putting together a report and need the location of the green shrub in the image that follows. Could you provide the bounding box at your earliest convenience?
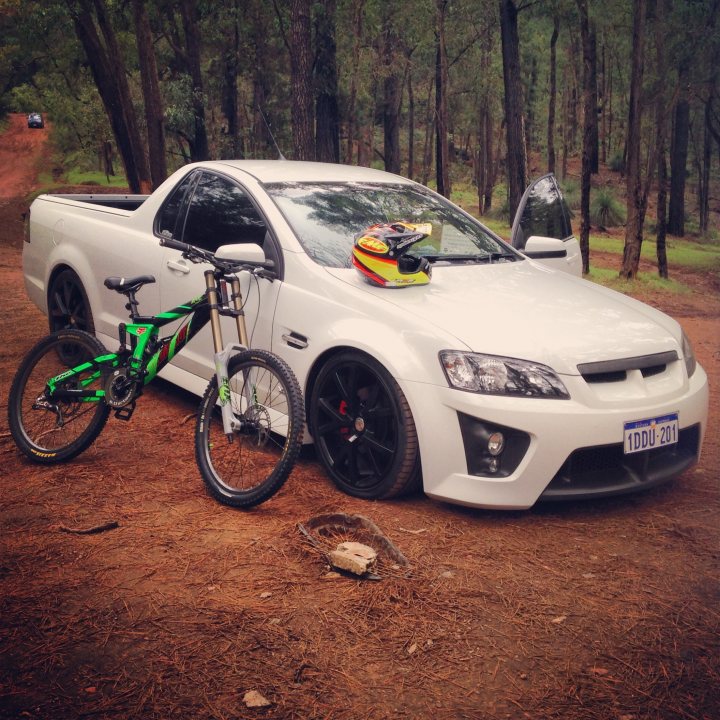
[559,179,580,216]
[609,152,625,173]
[591,187,626,228]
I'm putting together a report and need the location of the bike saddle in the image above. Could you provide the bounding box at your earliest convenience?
[104,275,156,293]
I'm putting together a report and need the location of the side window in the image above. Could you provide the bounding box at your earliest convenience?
[156,172,196,238]
[181,173,267,252]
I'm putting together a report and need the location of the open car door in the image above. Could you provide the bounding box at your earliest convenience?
[510,174,581,276]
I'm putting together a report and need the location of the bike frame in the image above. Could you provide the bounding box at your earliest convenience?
[46,268,251,434]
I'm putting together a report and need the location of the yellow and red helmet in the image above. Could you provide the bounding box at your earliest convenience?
[352,222,432,288]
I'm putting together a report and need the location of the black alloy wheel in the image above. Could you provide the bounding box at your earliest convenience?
[309,351,421,500]
[48,269,95,335]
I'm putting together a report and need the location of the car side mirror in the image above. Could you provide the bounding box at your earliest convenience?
[215,243,266,264]
[523,236,568,260]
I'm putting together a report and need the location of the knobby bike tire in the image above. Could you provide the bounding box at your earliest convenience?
[195,349,304,508]
[8,329,111,463]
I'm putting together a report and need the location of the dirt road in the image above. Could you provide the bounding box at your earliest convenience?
[0,114,49,199]
[0,119,718,720]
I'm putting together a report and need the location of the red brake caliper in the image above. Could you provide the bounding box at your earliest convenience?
[339,400,350,439]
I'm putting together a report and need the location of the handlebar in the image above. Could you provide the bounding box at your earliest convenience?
[160,236,276,279]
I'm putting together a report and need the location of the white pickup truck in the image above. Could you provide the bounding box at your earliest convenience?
[22,160,707,510]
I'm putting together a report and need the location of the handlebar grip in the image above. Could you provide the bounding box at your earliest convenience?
[160,236,191,252]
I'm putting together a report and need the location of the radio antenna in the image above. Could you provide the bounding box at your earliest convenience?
[257,106,286,161]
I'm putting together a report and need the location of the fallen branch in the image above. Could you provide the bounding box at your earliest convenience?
[58,521,119,535]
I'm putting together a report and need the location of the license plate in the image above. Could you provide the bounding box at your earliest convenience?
[623,413,679,454]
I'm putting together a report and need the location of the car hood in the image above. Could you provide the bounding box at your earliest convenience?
[325,262,681,376]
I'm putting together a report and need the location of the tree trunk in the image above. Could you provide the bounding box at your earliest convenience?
[179,0,209,162]
[476,116,487,214]
[620,0,647,280]
[382,14,402,174]
[70,0,150,193]
[499,0,527,220]
[290,0,314,160]
[547,15,559,174]
[345,1,364,164]
[654,0,668,279]
[315,0,340,163]
[577,0,592,275]
[698,100,712,233]
[421,77,434,185]
[483,109,495,211]
[132,0,166,188]
[407,67,415,179]
[668,63,690,236]
[435,0,451,197]
[589,23,599,174]
[220,1,240,158]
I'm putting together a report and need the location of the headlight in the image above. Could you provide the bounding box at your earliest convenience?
[440,351,570,399]
[681,331,697,378]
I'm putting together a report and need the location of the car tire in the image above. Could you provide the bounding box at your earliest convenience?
[309,350,422,500]
[48,269,95,335]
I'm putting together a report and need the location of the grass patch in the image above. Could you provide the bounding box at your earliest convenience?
[587,266,693,295]
[64,170,128,187]
[590,234,720,271]
[26,170,128,203]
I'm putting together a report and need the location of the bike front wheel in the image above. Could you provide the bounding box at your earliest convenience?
[195,349,304,508]
[8,329,111,463]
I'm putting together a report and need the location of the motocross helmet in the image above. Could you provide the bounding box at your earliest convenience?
[352,222,432,288]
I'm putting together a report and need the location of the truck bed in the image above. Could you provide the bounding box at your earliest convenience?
[46,194,149,211]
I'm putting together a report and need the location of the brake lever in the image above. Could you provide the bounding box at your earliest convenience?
[253,267,276,281]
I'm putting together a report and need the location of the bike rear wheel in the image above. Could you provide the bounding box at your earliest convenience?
[8,329,111,463]
[195,349,304,508]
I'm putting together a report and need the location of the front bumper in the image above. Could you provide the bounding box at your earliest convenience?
[406,365,709,510]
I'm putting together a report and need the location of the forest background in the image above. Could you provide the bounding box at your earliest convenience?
[1,0,718,280]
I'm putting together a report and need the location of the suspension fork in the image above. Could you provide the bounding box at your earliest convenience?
[205,270,251,437]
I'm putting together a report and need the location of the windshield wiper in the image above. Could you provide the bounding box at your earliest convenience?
[423,253,516,265]
[487,251,517,263]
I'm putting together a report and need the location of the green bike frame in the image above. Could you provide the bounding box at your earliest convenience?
[45,268,252,434]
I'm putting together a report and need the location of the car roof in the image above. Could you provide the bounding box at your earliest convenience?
[209,159,414,185]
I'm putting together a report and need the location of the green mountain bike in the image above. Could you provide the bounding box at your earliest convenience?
[8,237,304,508]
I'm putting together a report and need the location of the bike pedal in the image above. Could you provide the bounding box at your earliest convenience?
[114,401,136,421]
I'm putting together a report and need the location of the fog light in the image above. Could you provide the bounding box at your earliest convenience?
[487,432,505,456]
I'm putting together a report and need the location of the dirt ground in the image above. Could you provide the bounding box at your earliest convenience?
[0,114,718,720]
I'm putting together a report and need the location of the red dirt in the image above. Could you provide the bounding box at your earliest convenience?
[0,115,718,719]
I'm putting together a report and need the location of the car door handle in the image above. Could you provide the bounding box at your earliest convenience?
[167,260,191,274]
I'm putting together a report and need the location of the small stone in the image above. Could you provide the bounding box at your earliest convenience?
[582,573,596,579]
[259,591,272,599]
[268,618,281,625]
[407,642,418,655]
[324,571,341,579]
[243,689,271,708]
[520,673,528,680]
[439,570,455,579]
[328,542,377,576]
[551,615,567,624]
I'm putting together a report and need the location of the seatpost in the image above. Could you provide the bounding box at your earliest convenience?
[205,269,224,354]
[125,291,140,320]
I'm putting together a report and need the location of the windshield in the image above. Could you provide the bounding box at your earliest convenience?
[264,181,517,268]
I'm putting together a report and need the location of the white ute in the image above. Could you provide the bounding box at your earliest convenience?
[23,161,708,509]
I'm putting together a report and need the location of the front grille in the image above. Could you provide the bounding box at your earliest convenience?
[578,350,678,385]
[540,424,701,501]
